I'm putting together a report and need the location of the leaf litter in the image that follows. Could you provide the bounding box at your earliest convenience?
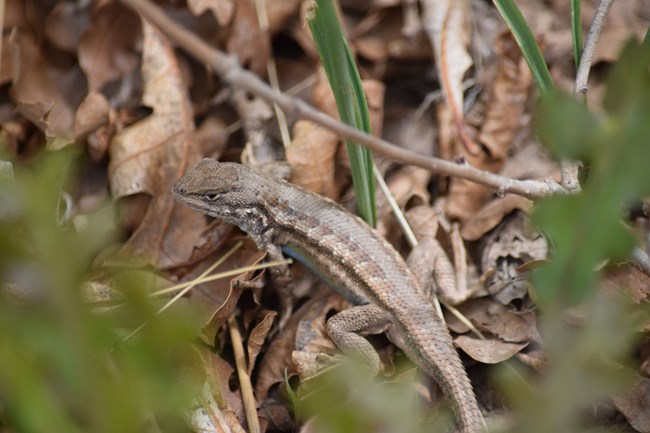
[1,0,649,432]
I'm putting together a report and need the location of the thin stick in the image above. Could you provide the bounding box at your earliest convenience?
[574,0,615,97]
[228,317,261,433]
[119,0,571,200]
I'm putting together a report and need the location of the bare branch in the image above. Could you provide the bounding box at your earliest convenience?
[574,0,615,97]
[120,0,572,199]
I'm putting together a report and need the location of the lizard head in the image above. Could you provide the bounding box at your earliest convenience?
[172,159,264,227]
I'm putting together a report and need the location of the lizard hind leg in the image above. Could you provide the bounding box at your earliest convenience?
[325,304,392,374]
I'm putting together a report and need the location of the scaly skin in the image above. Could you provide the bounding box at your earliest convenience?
[173,159,484,433]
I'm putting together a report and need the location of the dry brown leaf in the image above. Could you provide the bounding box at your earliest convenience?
[226,0,269,76]
[199,347,247,432]
[255,293,346,401]
[445,32,533,220]
[422,0,476,155]
[9,29,85,144]
[286,120,339,198]
[448,298,539,344]
[601,264,650,304]
[455,335,528,364]
[74,90,111,140]
[78,1,140,91]
[187,0,235,26]
[383,106,437,158]
[460,194,534,241]
[108,21,205,268]
[613,377,650,433]
[198,242,267,344]
[44,2,89,53]
[246,311,277,376]
[265,0,301,35]
[353,10,430,63]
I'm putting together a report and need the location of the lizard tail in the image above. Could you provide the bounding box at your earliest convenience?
[398,320,485,433]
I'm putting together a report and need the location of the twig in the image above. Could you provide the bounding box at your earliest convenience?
[563,0,614,189]
[574,0,615,97]
[119,0,571,199]
[228,317,261,433]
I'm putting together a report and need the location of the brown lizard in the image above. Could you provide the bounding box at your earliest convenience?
[173,159,484,433]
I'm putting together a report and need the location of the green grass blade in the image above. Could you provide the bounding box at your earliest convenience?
[307,0,376,226]
[493,0,554,95]
[571,0,583,68]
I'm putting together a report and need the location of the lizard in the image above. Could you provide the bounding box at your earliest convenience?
[172,159,484,433]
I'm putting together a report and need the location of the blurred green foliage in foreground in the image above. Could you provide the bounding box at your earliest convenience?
[0,150,200,432]
[503,39,650,433]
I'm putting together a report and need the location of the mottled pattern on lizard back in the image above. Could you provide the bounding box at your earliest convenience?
[173,159,484,433]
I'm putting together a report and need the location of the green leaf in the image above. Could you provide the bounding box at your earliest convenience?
[307,0,376,226]
[571,0,583,69]
[533,40,650,306]
[493,0,554,95]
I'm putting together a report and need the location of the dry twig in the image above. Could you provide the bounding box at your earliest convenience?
[120,0,572,199]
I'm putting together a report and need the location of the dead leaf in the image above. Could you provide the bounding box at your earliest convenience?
[255,293,346,401]
[78,1,140,91]
[187,0,235,26]
[460,194,534,241]
[455,335,528,364]
[74,90,111,140]
[108,21,204,268]
[421,0,477,155]
[226,0,269,76]
[247,311,277,375]
[9,29,85,143]
[601,264,650,304]
[448,297,540,344]
[199,347,247,432]
[445,32,533,220]
[613,377,650,433]
[286,120,339,198]
[198,242,267,344]
[44,2,89,53]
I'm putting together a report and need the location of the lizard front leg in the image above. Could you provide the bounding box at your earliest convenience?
[325,304,392,374]
[263,243,295,328]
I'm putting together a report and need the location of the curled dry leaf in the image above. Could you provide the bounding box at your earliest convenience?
[481,211,547,307]
[421,0,477,155]
[78,1,140,91]
[9,30,85,144]
[246,311,277,376]
[108,21,205,268]
[444,32,533,221]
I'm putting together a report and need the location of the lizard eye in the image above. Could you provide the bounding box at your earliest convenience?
[204,193,220,202]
